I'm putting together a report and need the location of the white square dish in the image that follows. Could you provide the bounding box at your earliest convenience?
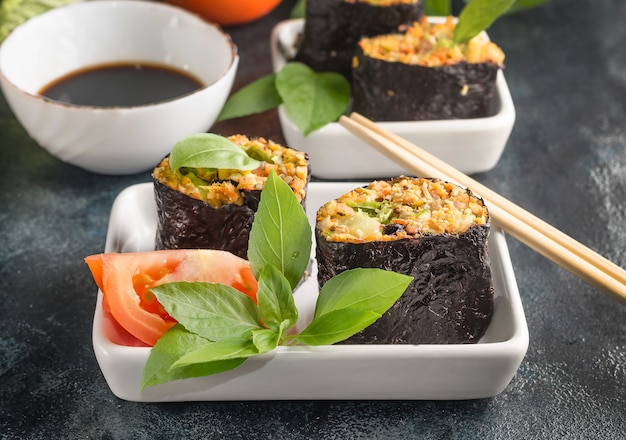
[270,19,516,180]
[92,182,528,402]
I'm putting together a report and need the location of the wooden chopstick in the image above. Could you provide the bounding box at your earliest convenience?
[339,112,626,306]
[346,112,626,285]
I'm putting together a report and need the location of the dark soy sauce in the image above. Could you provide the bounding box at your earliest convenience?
[39,62,205,107]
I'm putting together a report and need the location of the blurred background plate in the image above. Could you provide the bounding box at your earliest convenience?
[271,19,516,180]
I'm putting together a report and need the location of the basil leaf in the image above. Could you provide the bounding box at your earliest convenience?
[150,281,263,342]
[454,0,515,43]
[314,268,412,319]
[168,133,261,174]
[248,171,312,289]
[251,328,280,353]
[463,0,550,13]
[424,0,451,16]
[172,338,259,368]
[508,0,551,12]
[290,0,306,18]
[256,264,298,333]
[141,325,246,389]
[217,74,282,121]
[292,308,381,346]
[275,62,350,135]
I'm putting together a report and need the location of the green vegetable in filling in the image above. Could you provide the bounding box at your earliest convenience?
[346,201,394,224]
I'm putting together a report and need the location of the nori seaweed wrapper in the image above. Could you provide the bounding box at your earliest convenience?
[315,179,494,344]
[351,46,500,121]
[294,0,424,78]
[154,180,261,259]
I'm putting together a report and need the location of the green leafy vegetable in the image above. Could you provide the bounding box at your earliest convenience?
[141,325,247,389]
[151,281,262,341]
[454,0,516,43]
[506,0,551,13]
[217,62,350,136]
[168,133,261,174]
[250,328,280,354]
[256,264,299,334]
[424,0,451,16]
[290,0,306,19]
[312,268,413,320]
[141,171,413,389]
[275,62,350,135]
[217,74,281,121]
[462,0,550,14]
[293,308,381,346]
[291,268,416,346]
[247,169,312,289]
[172,338,259,369]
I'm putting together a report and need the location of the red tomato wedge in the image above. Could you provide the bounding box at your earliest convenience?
[85,249,258,346]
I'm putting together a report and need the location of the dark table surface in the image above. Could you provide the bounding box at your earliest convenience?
[1,0,625,438]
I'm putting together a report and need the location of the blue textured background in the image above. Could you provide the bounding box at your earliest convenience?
[1,0,625,438]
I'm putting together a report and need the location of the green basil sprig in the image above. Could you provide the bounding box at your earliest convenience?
[247,168,312,289]
[168,133,261,174]
[423,0,452,16]
[141,171,412,389]
[215,74,282,122]
[453,0,516,43]
[217,62,350,136]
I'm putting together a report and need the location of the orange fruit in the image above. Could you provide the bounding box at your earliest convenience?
[166,0,283,27]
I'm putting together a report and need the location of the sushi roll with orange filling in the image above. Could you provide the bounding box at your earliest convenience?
[315,176,494,344]
[352,16,505,121]
[153,134,309,259]
[295,0,424,79]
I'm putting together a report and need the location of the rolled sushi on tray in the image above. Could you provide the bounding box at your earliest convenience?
[315,177,494,344]
[153,134,309,259]
[295,0,424,78]
[352,16,506,121]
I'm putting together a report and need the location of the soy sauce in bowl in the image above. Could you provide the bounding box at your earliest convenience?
[0,0,239,174]
[39,62,205,107]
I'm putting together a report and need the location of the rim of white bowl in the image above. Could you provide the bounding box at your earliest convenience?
[0,0,239,111]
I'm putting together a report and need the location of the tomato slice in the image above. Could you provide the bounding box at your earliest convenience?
[101,294,150,347]
[85,249,258,346]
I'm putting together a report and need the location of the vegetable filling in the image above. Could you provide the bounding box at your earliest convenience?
[358,16,505,67]
[317,177,489,243]
[153,134,308,208]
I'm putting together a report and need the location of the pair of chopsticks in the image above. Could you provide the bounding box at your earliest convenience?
[339,112,626,306]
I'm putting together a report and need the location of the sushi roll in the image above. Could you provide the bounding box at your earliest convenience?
[294,0,424,79]
[315,177,494,344]
[351,17,505,121]
[153,134,309,259]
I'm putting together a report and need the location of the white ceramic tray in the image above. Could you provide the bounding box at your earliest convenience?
[270,19,516,179]
[92,182,528,401]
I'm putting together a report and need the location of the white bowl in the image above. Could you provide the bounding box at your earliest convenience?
[92,182,528,401]
[0,0,238,175]
[271,19,516,179]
